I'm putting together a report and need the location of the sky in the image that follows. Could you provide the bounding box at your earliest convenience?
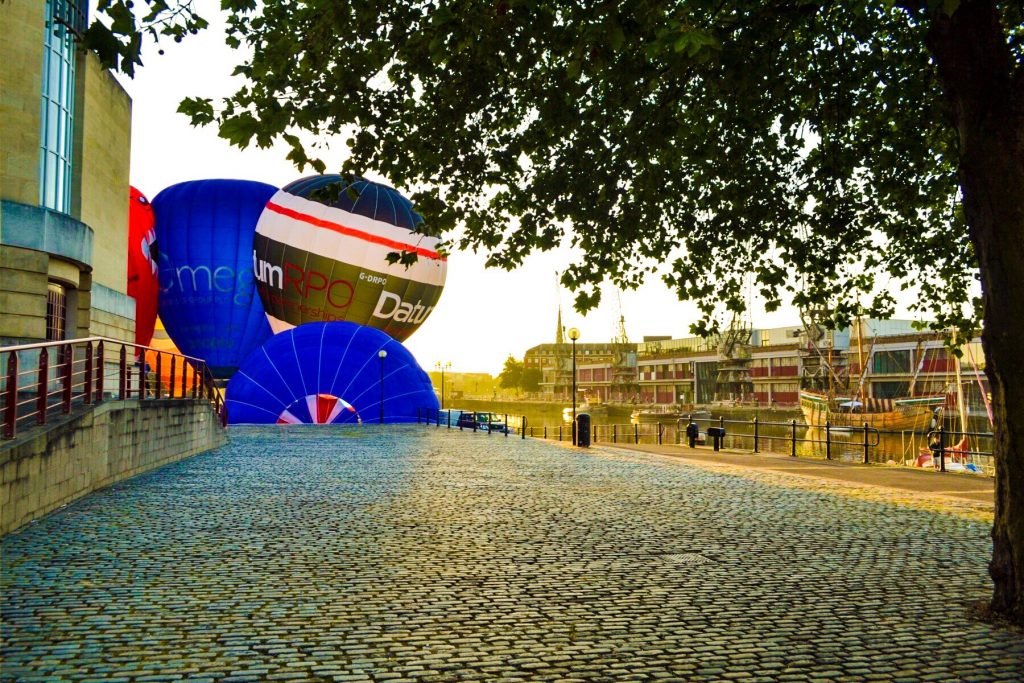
[117,3,829,376]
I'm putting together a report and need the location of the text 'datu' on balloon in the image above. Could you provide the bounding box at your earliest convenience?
[253,175,447,342]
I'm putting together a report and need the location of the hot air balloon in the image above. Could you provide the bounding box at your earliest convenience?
[252,175,447,341]
[143,316,201,397]
[225,321,438,424]
[127,186,158,347]
[152,179,277,379]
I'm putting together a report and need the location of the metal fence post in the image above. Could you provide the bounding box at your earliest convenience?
[505,414,509,437]
[634,423,639,444]
[95,341,104,402]
[790,419,797,457]
[753,416,759,453]
[863,422,870,464]
[37,347,48,424]
[938,423,946,472]
[825,421,831,460]
[154,353,162,399]
[4,352,17,438]
[521,416,526,439]
[84,342,93,405]
[658,422,663,445]
[118,346,127,400]
[61,344,73,413]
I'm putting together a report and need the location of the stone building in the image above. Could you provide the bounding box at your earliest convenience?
[1,0,135,348]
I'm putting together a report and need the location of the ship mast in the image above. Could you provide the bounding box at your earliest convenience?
[856,316,867,404]
[610,292,638,404]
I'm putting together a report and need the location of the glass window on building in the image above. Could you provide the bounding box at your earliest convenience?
[874,380,910,399]
[872,349,911,374]
[46,281,67,341]
[39,0,87,213]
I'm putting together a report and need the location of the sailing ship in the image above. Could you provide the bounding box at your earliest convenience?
[798,315,944,430]
[798,391,943,430]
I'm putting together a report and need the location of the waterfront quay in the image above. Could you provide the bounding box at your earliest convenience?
[3,426,1022,681]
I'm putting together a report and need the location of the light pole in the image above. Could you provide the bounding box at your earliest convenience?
[378,349,387,423]
[568,327,580,445]
[435,361,451,409]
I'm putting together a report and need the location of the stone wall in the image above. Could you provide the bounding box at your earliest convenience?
[0,245,48,344]
[0,0,44,205]
[1,400,227,537]
[74,51,132,294]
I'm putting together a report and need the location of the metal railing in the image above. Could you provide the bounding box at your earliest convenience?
[414,406,994,476]
[417,408,525,437]
[921,425,993,474]
[2,336,225,440]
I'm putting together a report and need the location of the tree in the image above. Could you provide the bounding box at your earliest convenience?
[89,0,1024,623]
[497,355,525,394]
[522,367,543,394]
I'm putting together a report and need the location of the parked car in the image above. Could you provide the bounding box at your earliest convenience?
[452,411,510,433]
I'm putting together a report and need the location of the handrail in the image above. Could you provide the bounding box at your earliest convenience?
[2,336,226,440]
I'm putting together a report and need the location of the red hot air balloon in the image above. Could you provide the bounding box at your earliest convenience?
[127,186,159,347]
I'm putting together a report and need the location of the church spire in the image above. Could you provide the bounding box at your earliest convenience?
[556,305,565,344]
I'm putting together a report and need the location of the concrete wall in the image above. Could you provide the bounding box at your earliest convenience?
[0,0,45,205]
[1,400,227,537]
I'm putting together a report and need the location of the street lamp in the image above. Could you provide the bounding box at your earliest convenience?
[568,327,580,445]
[378,349,387,423]
[435,361,451,409]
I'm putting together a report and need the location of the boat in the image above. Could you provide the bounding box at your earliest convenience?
[562,402,609,423]
[799,390,944,430]
[630,407,710,425]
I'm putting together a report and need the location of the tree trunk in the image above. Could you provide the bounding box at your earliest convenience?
[928,0,1024,624]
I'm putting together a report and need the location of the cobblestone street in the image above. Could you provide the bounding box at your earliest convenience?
[3,425,1023,682]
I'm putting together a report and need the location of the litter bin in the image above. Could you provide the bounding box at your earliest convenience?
[685,422,700,448]
[576,413,591,448]
[706,426,726,451]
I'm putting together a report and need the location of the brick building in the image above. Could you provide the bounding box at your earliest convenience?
[524,320,985,409]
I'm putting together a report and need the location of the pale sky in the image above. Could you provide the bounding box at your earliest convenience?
[117,3,830,375]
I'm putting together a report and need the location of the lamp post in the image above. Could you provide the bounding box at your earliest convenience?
[378,349,387,423]
[435,361,451,409]
[568,327,580,445]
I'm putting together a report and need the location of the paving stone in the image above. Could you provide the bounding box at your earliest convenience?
[2,426,1023,682]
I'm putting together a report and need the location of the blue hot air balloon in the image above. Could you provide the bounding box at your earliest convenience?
[152,179,277,379]
[225,321,438,424]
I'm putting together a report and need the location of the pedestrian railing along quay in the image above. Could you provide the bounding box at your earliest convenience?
[524,413,995,476]
[2,336,225,440]
[414,406,995,476]
[417,408,526,437]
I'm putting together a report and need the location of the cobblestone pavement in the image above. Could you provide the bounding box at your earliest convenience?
[3,425,1023,682]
